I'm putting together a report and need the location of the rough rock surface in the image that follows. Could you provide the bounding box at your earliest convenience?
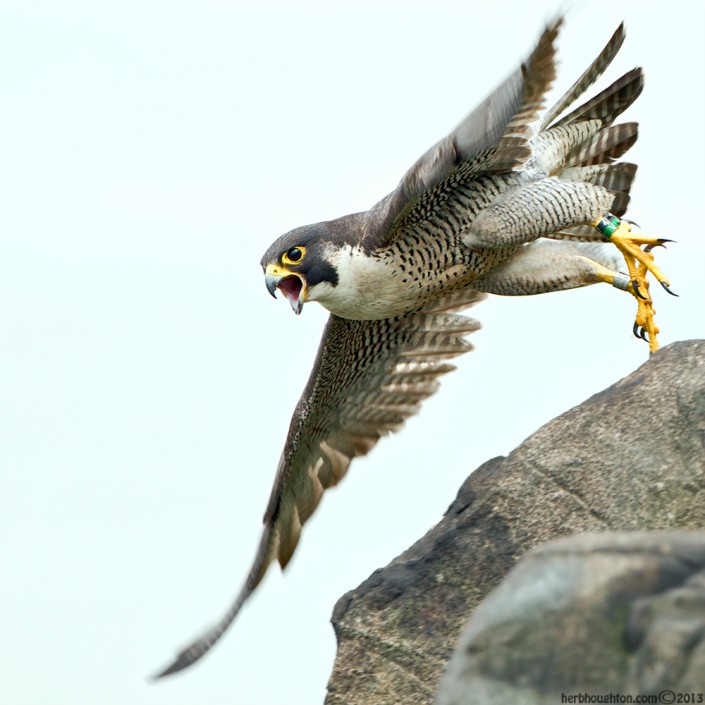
[434,530,705,704]
[324,340,705,705]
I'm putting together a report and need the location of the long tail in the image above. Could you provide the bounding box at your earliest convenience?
[532,23,643,224]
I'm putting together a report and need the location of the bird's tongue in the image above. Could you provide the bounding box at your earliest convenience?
[278,275,303,315]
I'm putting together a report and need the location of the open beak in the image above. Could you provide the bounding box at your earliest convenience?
[264,264,307,315]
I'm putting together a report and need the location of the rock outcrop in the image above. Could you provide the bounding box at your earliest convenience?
[325,340,705,705]
[435,530,705,704]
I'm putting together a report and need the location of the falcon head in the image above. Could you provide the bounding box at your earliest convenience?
[260,221,351,315]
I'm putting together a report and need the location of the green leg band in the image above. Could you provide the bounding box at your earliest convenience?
[595,213,621,238]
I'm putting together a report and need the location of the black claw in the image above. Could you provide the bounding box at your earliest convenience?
[633,281,647,300]
[640,328,649,342]
[633,322,641,339]
[623,218,640,228]
[661,282,679,297]
[645,239,674,252]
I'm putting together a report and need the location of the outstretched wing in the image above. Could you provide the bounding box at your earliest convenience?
[362,19,562,248]
[155,289,486,677]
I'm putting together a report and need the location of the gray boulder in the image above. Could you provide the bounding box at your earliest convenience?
[325,340,705,705]
[434,530,705,704]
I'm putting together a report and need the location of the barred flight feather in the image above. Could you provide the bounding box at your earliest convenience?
[540,22,626,129]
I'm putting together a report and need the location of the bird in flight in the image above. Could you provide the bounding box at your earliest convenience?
[156,18,673,677]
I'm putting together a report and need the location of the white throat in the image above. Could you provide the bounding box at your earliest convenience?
[306,244,406,320]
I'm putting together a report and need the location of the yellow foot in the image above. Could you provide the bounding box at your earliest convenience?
[630,278,660,354]
[593,213,676,354]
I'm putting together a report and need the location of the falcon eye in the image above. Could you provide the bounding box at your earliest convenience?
[282,246,305,265]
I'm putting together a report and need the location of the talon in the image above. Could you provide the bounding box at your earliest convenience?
[633,281,647,300]
[640,328,649,342]
[661,282,678,297]
[633,321,641,339]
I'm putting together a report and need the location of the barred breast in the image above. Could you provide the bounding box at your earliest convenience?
[307,170,527,320]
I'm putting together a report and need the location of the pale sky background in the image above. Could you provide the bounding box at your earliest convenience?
[1,1,704,704]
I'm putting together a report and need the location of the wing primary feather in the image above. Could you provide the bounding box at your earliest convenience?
[153,523,279,678]
[489,17,562,171]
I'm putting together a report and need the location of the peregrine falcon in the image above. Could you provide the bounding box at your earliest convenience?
[156,19,673,677]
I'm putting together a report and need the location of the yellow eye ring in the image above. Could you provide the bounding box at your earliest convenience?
[282,246,306,266]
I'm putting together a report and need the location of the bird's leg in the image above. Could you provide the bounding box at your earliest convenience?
[472,238,668,353]
[593,214,676,354]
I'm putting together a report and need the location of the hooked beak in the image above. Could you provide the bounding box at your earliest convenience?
[264,264,307,315]
[265,273,280,298]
